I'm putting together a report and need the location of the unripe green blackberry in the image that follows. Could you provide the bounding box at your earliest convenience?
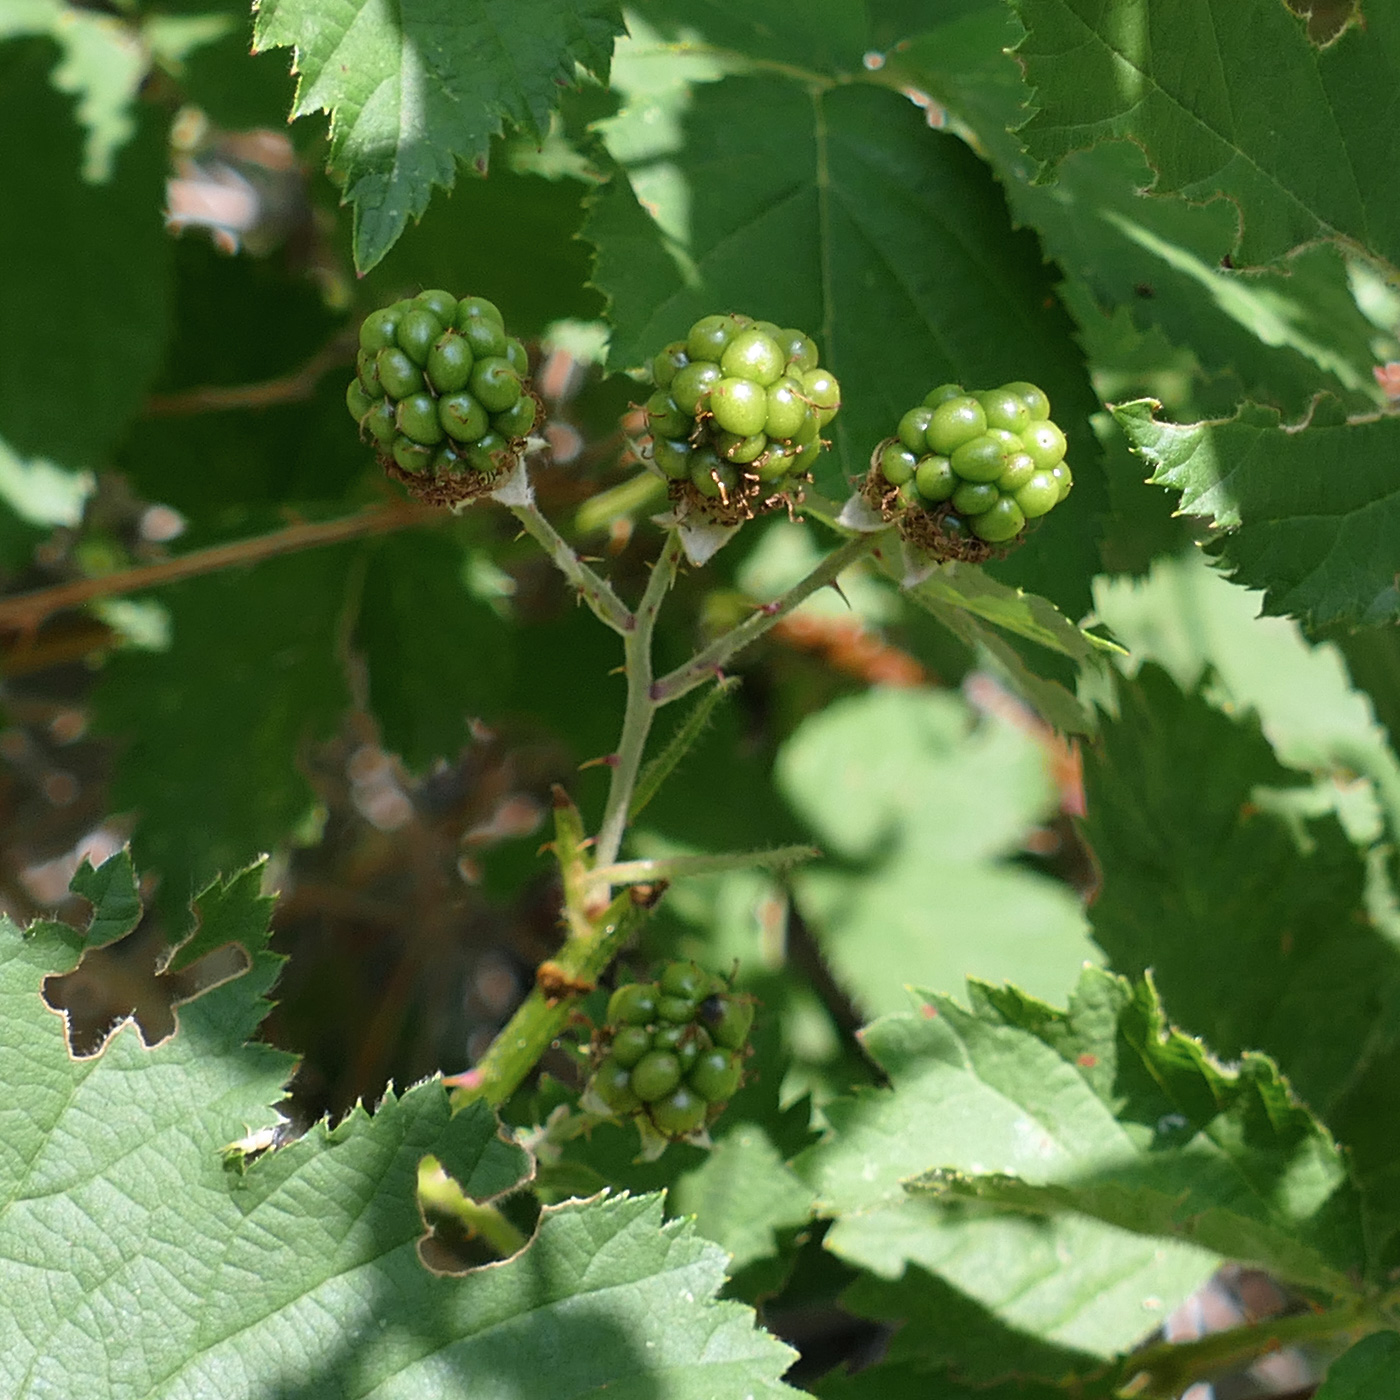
[347,293,540,505]
[650,1086,708,1137]
[606,982,658,1026]
[586,961,755,1143]
[863,380,1070,562]
[642,312,841,527]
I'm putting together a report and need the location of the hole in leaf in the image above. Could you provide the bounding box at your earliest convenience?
[42,917,250,1058]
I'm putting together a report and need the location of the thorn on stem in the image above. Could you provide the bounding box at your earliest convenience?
[579,753,620,770]
[442,1067,484,1091]
[630,881,669,909]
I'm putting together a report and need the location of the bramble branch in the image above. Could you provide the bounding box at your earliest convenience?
[143,328,358,416]
[0,500,437,636]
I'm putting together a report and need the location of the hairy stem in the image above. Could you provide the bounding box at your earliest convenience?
[455,520,884,1113]
[449,887,646,1112]
[651,528,887,705]
[593,530,684,869]
[507,499,634,635]
[1120,1298,1384,1397]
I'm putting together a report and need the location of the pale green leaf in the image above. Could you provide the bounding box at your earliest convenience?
[795,968,1220,1358]
[0,437,93,527]
[1012,0,1400,274]
[778,687,1097,1016]
[669,1124,815,1273]
[252,0,625,271]
[1114,397,1400,628]
[1091,551,1400,845]
[0,0,146,181]
[1,856,802,1399]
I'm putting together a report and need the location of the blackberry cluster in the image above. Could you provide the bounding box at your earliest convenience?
[587,961,754,1139]
[868,382,1071,560]
[645,314,840,522]
[345,291,539,506]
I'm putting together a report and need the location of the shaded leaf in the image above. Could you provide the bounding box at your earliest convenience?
[1114,398,1400,628]
[1083,664,1389,1114]
[1091,551,1400,844]
[357,531,514,772]
[0,39,170,469]
[886,7,1382,417]
[835,1266,1100,1388]
[668,1123,815,1273]
[629,0,869,75]
[1082,662,1400,1272]
[1316,1333,1400,1399]
[93,550,353,920]
[253,0,625,271]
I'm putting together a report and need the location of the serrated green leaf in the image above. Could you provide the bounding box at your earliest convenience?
[886,8,1383,417]
[93,550,353,920]
[1012,0,1400,274]
[905,559,1119,665]
[1114,398,1400,628]
[1083,664,1391,1111]
[668,1123,815,1273]
[1316,1333,1400,1399]
[778,687,1097,1016]
[165,858,276,976]
[1091,551,1400,844]
[363,160,606,334]
[252,0,625,271]
[0,39,170,469]
[796,968,1220,1357]
[1081,662,1400,1271]
[2,860,801,1399]
[69,849,144,949]
[587,70,1105,615]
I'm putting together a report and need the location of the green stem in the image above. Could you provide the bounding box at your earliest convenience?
[417,1158,529,1258]
[594,531,684,869]
[651,529,887,706]
[508,499,633,635]
[452,523,885,1116]
[587,845,819,891]
[449,887,645,1112]
[1118,1299,1384,1397]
